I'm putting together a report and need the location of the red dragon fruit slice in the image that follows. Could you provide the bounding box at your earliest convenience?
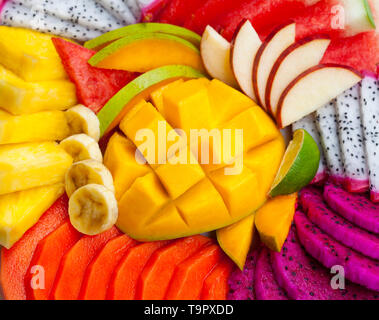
[273,223,379,299]
[292,114,328,185]
[324,182,379,234]
[94,0,137,24]
[360,71,379,203]
[315,100,345,185]
[300,186,379,260]
[336,84,370,193]
[227,248,259,300]
[295,210,379,292]
[254,248,288,300]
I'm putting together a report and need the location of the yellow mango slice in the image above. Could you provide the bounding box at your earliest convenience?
[0,109,71,144]
[104,132,152,200]
[0,65,77,115]
[255,193,298,252]
[0,142,72,195]
[89,33,205,73]
[217,214,256,270]
[0,27,67,81]
[209,166,259,217]
[0,184,64,249]
[150,79,184,117]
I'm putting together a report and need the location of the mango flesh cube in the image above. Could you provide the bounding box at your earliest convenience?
[0,142,73,195]
[255,194,298,252]
[0,183,64,249]
[174,179,230,231]
[104,132,152,200]
[207,79,254,125]
[0,65,77,115]
[117,173,170,234]
[150,79,184,117]
[0,26,67,82]
[0,110,71,145]
[209,166,259,218]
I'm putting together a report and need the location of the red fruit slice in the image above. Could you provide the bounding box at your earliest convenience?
[51,226,120,300]
[0,196,68,300]
[141,0,171,22]
[165,244,223,300]
[136,235,211,300]
[79,235,138,300]
[52,38,137,114]
[159,0,205,26]
[183,0,248,35]
[200,257,234,300]
[107,241,170,300]
[25,220,81,300]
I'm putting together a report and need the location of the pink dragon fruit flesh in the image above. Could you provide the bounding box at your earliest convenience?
[295,210,379,292]
[324,182,379,234]
[300,186,379,260]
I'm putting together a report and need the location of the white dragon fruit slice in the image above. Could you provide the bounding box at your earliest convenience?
[292,114,328,184]
[94,0,136,24]
[336,84,369,193]
[20,0,123,32]
[315,100,345,185]
[1,1,102,41]
[124,0,141,19]
[360,71,379,203]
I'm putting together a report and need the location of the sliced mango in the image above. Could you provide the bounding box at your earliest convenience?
[0,184,64,249]
[0,65,77,115]
[0,26,67,81]
[217,214,256,270]
[150,79,184,117]
[89,33,205,73]
[255,193,298,252]
[0,109,71,145]
[0,142,72,195]
[104,132,152,200]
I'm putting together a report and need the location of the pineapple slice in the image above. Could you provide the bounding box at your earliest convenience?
[0,110,71,144]
[0,65,77,115]
[0,142,73,195]
[0,183,65,249]
[0,26,67,82]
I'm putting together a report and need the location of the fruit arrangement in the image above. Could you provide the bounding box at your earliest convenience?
[0,0,379,301]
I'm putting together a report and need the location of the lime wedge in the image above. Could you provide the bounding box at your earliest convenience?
[269,129,320,197]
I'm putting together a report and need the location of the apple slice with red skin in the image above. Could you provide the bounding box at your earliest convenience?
[231,20,262,101]
[265,35,331,117]
[277,64,362,128]
[201,25,238,88]
[253,22,296,109]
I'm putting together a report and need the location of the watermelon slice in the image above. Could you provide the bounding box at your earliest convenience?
[159,0,205,26]
[141,0,171,22]
[52,38,137,114]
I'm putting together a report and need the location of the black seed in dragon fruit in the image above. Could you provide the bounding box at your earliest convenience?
[95,0,136,24]
[336,84,369,193]
[360,71,379,203]
[315,99,345,185]
[1,1,102,41]
[292,114,327,184]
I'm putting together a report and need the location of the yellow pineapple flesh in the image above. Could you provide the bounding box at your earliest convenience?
[0,142,73,195]
[0,183,65,249]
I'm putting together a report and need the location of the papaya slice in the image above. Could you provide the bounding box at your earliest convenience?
[51,226,120,300]
[79,235,138,300]
[165,244,223,300]
[0,196,68,300]
[107,241,170,300]
[201,257,234,300]
[25,220,81,300]
[136,235,211,300]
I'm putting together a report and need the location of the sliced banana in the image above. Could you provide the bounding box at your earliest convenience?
[65,159,115,197]
[69,184,118,235]
[60,134,103,163]
[65,105,100,142]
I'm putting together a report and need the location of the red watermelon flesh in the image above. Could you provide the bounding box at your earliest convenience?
[159,0,205,26]
[141,0,171,22]
[52,38,137,114]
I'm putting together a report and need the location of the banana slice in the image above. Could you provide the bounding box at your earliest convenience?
[65,105,100,141]
[65,159,115,197]
[60,134,103,163]
[69,184,118,235]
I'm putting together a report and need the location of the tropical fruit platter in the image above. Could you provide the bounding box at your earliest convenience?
[0,0,379,301]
